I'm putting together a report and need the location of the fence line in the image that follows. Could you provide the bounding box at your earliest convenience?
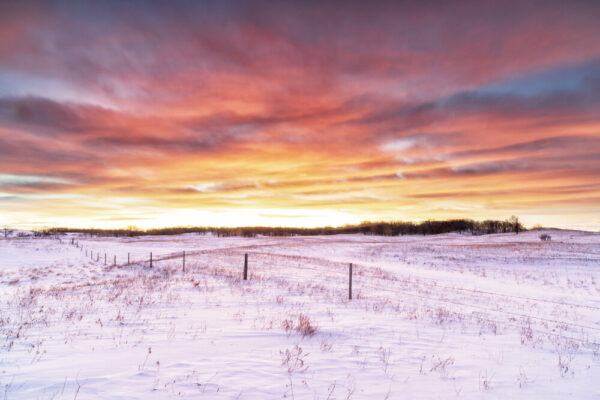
[64,236,600,312]
[55,235,600,345]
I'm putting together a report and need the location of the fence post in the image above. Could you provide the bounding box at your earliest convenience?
[349,263,353,300]
[128,252,130,265]
[96,253,99,262]
[104,253,106,265]
[243,253,248,280]
[183,251,185,273]
[114,255,116,266]
[150,252,153,268]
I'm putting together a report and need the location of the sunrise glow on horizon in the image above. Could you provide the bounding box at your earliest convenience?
[1,1,600,231]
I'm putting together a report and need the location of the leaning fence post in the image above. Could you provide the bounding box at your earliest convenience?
[183,251,185,273]
[150,252,153,268]
[243,253,248,280]
[349,263,353,300]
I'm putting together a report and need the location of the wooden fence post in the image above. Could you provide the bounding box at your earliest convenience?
[243,253,248,280]
[150,252,153,268]
[114,255,116,266]
[183,251,185,273]
[349,263,353,300]
[127,252,130,265]
[96,253,99,262]
[104,253,106,265]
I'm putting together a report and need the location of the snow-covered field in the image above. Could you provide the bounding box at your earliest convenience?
[1,229,599,399]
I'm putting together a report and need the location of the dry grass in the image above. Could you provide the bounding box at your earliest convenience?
[282,314,318,337]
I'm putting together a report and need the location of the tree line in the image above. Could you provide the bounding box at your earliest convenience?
[38,217,524,238]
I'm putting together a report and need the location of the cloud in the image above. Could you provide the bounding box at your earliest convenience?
[447,135,600,160]
[350,65,600,134]
[0,175,77,197]
[0,96,133,137]
[184,182,257,193]
[0,1,599,228]
[0,174,72,186]
[449,160,529,175]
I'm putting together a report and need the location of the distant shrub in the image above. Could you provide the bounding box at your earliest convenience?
[539,234,551,241]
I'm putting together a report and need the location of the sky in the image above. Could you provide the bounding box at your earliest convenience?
[1,0,599,230]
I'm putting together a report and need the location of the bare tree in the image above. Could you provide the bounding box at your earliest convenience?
[509,216,520,234]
